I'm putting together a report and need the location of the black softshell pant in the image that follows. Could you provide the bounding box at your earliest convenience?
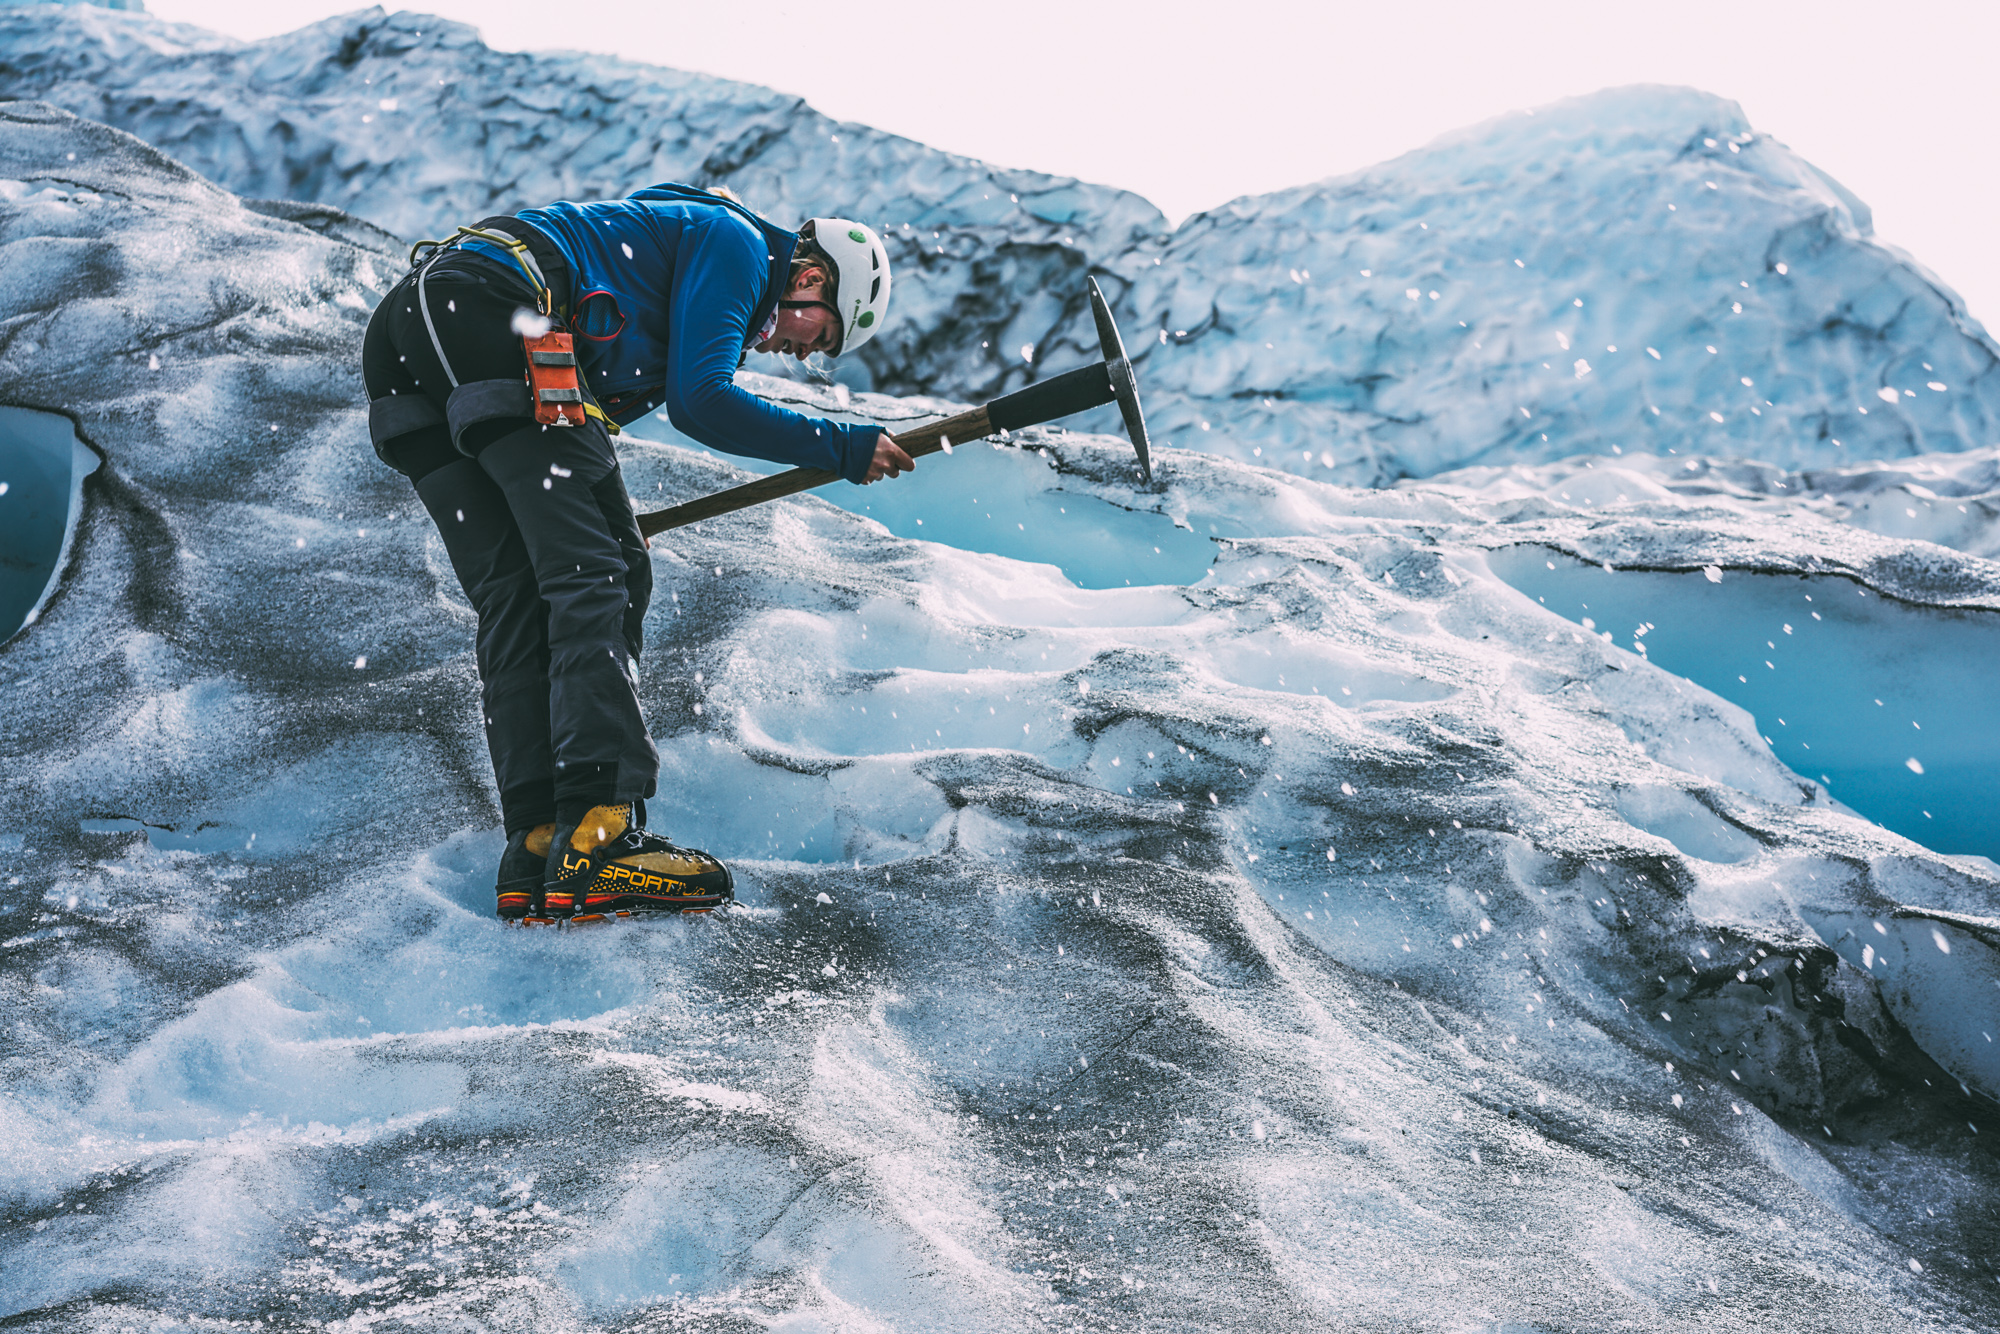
[361,251,657,833]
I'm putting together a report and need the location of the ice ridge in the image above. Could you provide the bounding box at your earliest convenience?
[4,10,1997,485]
[1087,85,2000,484]
[0,3,1166,409]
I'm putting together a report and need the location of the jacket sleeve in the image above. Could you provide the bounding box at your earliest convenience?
[658,217,877,483]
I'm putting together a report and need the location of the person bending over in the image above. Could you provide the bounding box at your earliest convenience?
[361,183,908,921]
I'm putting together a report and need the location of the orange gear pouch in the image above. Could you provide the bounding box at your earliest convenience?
[523,330,589,427]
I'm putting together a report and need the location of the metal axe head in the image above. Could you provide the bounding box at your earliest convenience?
[1086,276,1153,485]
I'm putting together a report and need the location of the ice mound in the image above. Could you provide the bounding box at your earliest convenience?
[7,8,1997,486]
[2,103,1998,1331]
[1426,440,2000,561]
[1079,85,2000,483]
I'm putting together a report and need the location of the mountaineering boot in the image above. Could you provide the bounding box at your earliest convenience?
[496,823,556,920]
[545,801,733,920]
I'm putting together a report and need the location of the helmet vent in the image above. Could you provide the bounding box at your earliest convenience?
[870,277,881,302]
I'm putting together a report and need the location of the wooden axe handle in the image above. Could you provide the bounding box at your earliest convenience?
[636,405,993,538]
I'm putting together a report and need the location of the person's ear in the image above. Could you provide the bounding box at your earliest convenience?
[789,265,828,299]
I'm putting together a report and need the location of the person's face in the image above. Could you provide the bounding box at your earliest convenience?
[755,267,841,359]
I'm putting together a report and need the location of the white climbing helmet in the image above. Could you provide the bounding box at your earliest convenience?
[805,217,891,354]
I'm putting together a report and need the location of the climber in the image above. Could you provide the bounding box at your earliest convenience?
[359,183,905,924]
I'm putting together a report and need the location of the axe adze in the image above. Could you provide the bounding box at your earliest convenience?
[635,276,1153,539]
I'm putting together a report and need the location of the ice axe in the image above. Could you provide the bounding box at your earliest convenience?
[635,276,1152,538]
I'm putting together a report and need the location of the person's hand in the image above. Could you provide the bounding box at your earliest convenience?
[863,431,914,483]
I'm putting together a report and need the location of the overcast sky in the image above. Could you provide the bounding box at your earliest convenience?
[148,0,2000,329]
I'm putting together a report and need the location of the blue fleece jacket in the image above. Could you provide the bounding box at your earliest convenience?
[491,183,877,484]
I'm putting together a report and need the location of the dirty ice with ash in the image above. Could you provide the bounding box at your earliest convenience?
[0,10,1998,1334]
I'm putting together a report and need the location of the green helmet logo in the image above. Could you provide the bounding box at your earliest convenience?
[848,229,867,244]
[857,310,875,328]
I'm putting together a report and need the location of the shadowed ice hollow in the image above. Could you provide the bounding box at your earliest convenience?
[0,404,96,642]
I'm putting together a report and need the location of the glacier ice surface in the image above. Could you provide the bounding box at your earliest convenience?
[0,100,1998,1331]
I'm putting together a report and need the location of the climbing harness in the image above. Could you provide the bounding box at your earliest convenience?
[409,225,557,316]
[405,223,615,435]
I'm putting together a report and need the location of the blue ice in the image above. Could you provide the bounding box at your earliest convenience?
[1489,546,2000,858]
[0,407,96,642]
